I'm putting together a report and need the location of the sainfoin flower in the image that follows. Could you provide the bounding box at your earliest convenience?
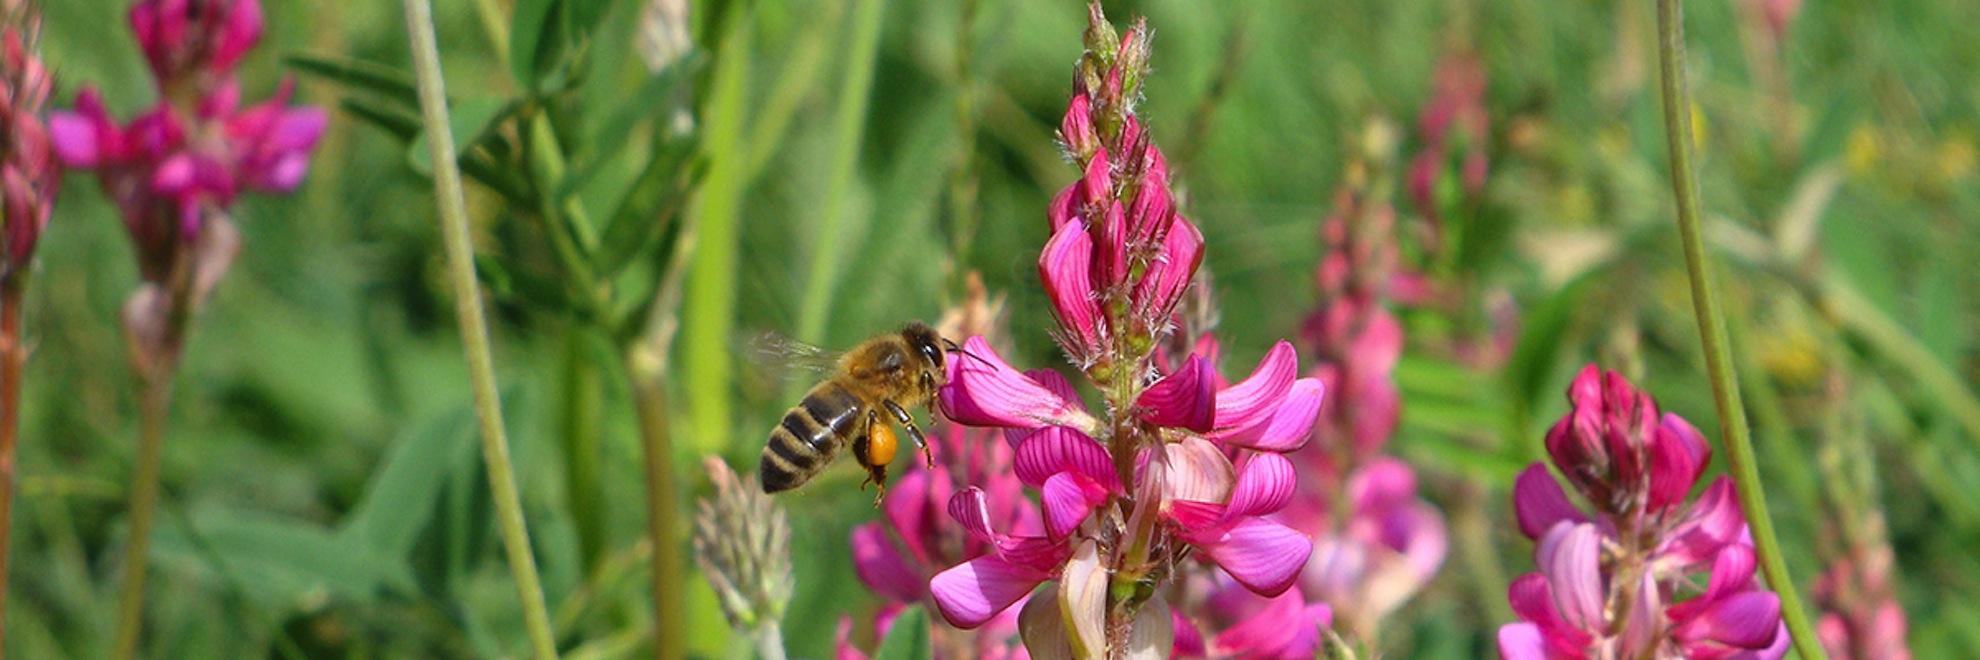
[47,0,321,366]
[0,3,58,280]
[1500,365,1788,659]
[1813,546,1911,660]
[920,5,1325,656]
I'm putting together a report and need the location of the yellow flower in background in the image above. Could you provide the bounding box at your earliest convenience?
[1845,124,1883,178]
[1934,133,1976,185]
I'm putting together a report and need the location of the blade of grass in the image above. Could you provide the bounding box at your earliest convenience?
[1655,1,1823,656]
[792,0,886,345]
[401,0,559,656]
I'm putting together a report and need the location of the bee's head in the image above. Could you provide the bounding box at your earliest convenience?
[902,322,945,370]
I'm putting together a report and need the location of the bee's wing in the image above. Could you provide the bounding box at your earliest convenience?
[746,332,843,380]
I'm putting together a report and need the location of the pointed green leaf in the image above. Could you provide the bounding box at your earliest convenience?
[286,53,420,107]
[873,605,932,660]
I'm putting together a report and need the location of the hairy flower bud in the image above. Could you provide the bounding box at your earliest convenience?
[693,458,794,631]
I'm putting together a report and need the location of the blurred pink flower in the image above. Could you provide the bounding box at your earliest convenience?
[0,15,58,278]
[130,0,263,98]
[1500,367,1786,660]
[1407,50,1489,229]
[1813,549,1912,660]
[843,425,1035,659]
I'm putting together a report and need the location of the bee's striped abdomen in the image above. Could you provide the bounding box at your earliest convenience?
[760,381,864,493]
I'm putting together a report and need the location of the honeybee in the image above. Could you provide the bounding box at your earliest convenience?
[758,322,952,504]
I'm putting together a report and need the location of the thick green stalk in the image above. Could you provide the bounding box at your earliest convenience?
[110,363,173,660]
[793,0,886,345]
[1654,1,1823,657]
[401,0,559,657]
[562,329,605,572]
[113,258,195,660]
[625,345,683,660]
[680,10,752,454]
[0,277,25,652]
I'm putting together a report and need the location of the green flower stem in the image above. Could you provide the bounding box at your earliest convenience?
[793,0,886,346]
[562,329,605,572]
[401,0,559,657]
[113,260,194,660]
[0,277,26,653]
[110,359,173,660]
[1654,1,1824,657]
[625,345,683,660]
[681,8,752,455]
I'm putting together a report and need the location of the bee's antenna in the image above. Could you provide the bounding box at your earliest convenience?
[942,337,995,368]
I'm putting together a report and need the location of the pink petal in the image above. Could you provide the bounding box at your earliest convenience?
[1669,544,1761,623]
[1496,623,1551,660]
[1079,148,1110,207]
[941,336,1085,429]
[1212,342,1299,434]
[1538,523,1606,632]
[212,0,266,71]
[1160,437,1234,506]
[835,616,872,660]
[1127,165,1174,245]
[1672,592,1784,652]
[1139,355,1217,432]
[1132,217,1203,319]
[48,112,104,167]
[1012,426,1117,492]
[1660,477,1747,567]
[1058,93,1096,159]
[1648,413,1711,513]
[1513,464,1586,540]
[1225,452,1296,519]
[1213,377,1324,452]
[1093,201,1128,287]
[1039,221,1102,350]
[1208,589,1325,659]
[881,470,936,563]
[1195,518,1312,597]
[850,524,924,602]
[1040,472,1108,541]
[1027,368,1081,408]
[931,554,1050,629]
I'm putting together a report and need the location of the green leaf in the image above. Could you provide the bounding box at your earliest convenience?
[338,97,422,142]
[154,511,416,607]
[510,0,562,88]
[408,97,517,177]
[1505,270,1600,439]
[286,53,420,107]
[558,51,704,202]
[338,398,483,558]
[872,606,932,660]
[595,132,702,279]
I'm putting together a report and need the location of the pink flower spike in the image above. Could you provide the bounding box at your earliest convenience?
[1211,341,1299,434]
[1012,425,1118,491]
[1138,354,1217,432]
[941,336,1089,430]
[850,523,924,602]
[1192,517,1312,596]
[1212,377,1323,452]
[1512,464,1587,540]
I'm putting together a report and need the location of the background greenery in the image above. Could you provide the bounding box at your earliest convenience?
[9,0,1978,657]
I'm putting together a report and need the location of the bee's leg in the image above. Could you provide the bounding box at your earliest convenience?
[884,400,934,468]
[856,409,890,507]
